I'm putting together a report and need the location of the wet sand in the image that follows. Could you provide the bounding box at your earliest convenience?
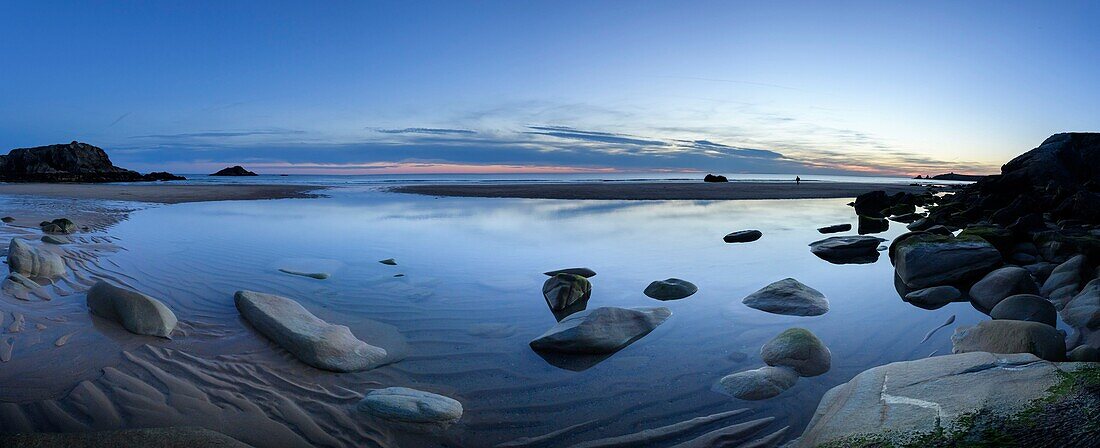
[0,183,324,204]
[391,181,932,200]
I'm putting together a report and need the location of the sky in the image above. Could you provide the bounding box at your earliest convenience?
[1,1,1099,176]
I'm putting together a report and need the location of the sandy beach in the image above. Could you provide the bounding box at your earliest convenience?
[0,183,323,204]
[390,181,933,200]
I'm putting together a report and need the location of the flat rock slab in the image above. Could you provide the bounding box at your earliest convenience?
[644,278,698,300]
[87,281,178,338]
[235,290,390,372]
[742,278,829,316]
[809,236,885,264]
[358,387,463,423]
[817,223,852,234]
[793,352,1083,447]
[723,230,762,243]
[543,267,596,278]
[530,307,671,354]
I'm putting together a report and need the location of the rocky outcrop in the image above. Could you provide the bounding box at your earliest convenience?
[87,281,178,338]
[742,278,829,316]
[0,141,181,182]
[703,174,728,182]
[234,290,389,372]
[8,238,66,278]
[357,387,463,423]
[211,165,258,176]
[793,352,1091,447]
[529,307,670,354]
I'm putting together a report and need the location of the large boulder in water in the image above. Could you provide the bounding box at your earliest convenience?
[742,278,829,316]
[893,233,1002,290]
[542,273,591,311]
[357,387,463,423]
[529,307,670,354]
[714,366,798,401]
[87,281,178,338]
[234,290,389,372]
[968,266,1039,314]
[808,236,884,264]
[7,238,66,278]
[951,320,1065,361]
[760,328,831,377]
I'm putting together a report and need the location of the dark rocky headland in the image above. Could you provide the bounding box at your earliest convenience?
[0,141,184,182]
[210,165,258,176]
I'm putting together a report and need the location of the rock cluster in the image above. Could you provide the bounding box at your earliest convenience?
[715,328,831,400]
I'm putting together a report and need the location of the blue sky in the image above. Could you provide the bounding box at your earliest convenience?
[1,1,1098,175]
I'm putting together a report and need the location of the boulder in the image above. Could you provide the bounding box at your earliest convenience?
[951,320,1065,361]
[742,278,829,316]
[793,353,1084,447]
[1040,254,1088,308]
[958,225,1016,254]
[542,273,592,311]
[714,366,798,401]
[357,387,462,423]
[856,215,889,235]
[1024,262,1057,284]
[723,230,762,243]
[990,294,1057,327]
[1067,345,1099,362]
[143,171,186,181]
[903,285,960,310]
[7,238,66,278]
[543,267,596,278]
[808,236,884,264]
[87,281,178,338]
[234,290,388,372]
[968,266,1039,313]
[1061,278,1100,330]
[210,165,258,176]
[643,278,698,301]
[852,191,892,217]
[41,218,76,234]
[40,235,69,245]
[703,174,728,182]
[888,212,923,223]
[0,216,11,223]
[760,328,831,377]
[816,223,851,234]
[893,233,1002,289]
[529,307,670,354]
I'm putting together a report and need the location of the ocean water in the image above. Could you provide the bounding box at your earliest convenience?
[0,179,1001,447]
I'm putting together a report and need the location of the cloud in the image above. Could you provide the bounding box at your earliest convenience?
[375,127,478,135]
[130,130,306,140]
[524,125,667,146]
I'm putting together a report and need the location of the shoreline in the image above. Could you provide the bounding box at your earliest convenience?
[389,181,933,200]
[0,183,325,204]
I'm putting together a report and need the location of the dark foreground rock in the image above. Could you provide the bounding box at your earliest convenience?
[816,223,851,234]
[742,278,829,316]
[968,266,1040,313]
[87,281,178,338]
[0,141,182,182]
[792,352,1095,447]
[892,233,1002,290]
[211,165,258,176]
[903,285,960,310]
[723,229,762,243]
[529,307,670,354]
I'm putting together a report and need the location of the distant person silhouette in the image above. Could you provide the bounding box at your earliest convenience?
[795,176,801,185]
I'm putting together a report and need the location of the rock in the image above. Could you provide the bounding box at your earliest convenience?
[888,212,923,223]
[852,191,892,217]
[714,366,798,400]
[816,224,851,234]
[903,285,960,310]
[0,217,11,223]
[234,290,388,372]
[542,273,592,311]
[643,278,698,301]
[990,294,1057,327]
[968,266,1039,313]
[142,171,186,181]
[882,203,916,217]
[7,272,39,290]
[1009,252,1038,265]
[0,141,151,182]
[793,353,1083,447]
[856,215,889,234]
[210,165,258,176]
[1061,278,1100,330]
[1025,262,1057,284]
[906,217,934,231]
[924,225,955,236]
[703,174,728,182]
[278,269,329,280]
[958,225,1016,254]
[760,328,831,377]
[357,387,462,423]
[742,278,829,316]
[808,236,884,264]
[529,307,671,354]
[40,235,69,245]
[723,230,762,243]
[40,218,76,234]
[1067,345,1099,362]
[87,281,178,338]
[951,320,1065,361]
[1040,254,1087,308]
[379,258,397,265]
[893,233,1002,290]
[7,238,66,278]
[543,267,596,278]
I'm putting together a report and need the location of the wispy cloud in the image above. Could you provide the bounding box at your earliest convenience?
[375,127,478,135]
[131,129,306,139]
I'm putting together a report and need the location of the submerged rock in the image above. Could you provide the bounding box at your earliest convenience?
[951,320,1065,361]
[87,281,178,338]
[529,307,670,354]
[277,268,329,280]
[379,258,397,265]
[357,387,462,423]
[760,328,831,377]
[808,236,884,264]
[543,267,596,278]
[714,366,798,400]
[968,266,1039,313]
[903,285,960,310]
[893,233,1002,289]
[643,278,697,301]
[235,290,389,372]
[816,223,851,234]
[0,217,11,223]
[542,273,592,311]
[723,230,762,243]
[8,238,66,278]
[990,294,1057,327]
[742,278,829,316]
